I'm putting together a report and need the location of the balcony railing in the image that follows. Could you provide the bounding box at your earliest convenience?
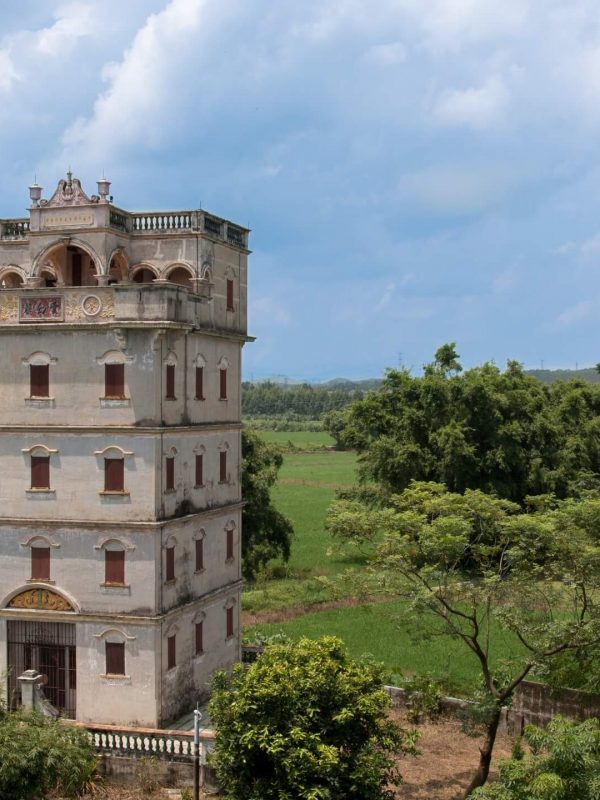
[131,212,193,232]
[1,219,30,240]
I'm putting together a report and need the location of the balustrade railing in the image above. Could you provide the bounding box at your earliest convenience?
[131,212,192,232]
[1,219,30,239]
[70,721,214,764]
[109,209,128,232]
[227,225,244,247]
[203,215,222,237]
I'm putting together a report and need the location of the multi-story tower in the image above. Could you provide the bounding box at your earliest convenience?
[0,173,250,726]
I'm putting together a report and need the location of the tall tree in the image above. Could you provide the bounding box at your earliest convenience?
[327,347,600,504]
[327,483,600,796]
[242,428,293,580]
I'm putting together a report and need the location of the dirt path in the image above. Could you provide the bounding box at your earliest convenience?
[242,594,387,626]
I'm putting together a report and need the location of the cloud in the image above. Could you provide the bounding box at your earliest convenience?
[365,41,407,65]
[0,49,18,92]
[36,2,98,56]
[556,299,597,327]
[492,268,516,295]
[375,282,395,310]
[433,76,510,130]
[249,296,292,327]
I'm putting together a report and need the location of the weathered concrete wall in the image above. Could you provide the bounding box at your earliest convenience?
[511,680,600,732]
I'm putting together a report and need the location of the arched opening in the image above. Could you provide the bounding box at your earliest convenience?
[0,270,24,288]
[108,251,128,285]
[165,266,193,289]
[35,242,99,287]
[132,267,157,284]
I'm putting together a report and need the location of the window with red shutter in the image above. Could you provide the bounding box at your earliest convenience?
[167,634,176,669]
[31,456,50,490]
[105,364,125,398]
[104,458,124,492]
[226,279,234,311]
[165,457,175,491]
[105,550,125,585]
[30,364,49,398]
[195,366,204,400]
[226,606,234,638]
[31,547,50,580]
[195,538,204,571]
[105,642,125,675]
[226,527,234,561]
[220,451,227,483]
[195,621,203,655]
[195,454,204,487]
[219,368,227,400]
[166,364,176,399]
[166,545,175,582]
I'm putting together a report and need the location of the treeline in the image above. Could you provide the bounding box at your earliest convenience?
[325,344,600,504]
[242,381,366,420]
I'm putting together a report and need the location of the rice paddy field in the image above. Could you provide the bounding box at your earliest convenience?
[242,430,529,695]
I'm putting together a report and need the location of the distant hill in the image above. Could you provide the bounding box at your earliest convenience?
[524,368,599,384]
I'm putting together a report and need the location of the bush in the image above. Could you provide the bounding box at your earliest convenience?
[0,709,97,800]
[209,636,418,800]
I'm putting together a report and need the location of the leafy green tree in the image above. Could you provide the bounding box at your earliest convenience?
[327,483,600,797]
[0,709,97,800]
[472,716,600,799]
[242,428,293,580]
[334,347,600,504]
[209,636,418,800]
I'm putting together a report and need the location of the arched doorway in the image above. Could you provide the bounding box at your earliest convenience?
[165,266,194,289]
[0,270,24,288]
[35,242,99,287]
[132,266,158,284]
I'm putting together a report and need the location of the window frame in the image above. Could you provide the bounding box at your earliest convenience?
[30,364,50,398]
[30,455,50,490]
[195,621,204,655]
[105,641,125,676]
[219,450,227,484]
[195,366,204,400]
[226,606,234,639]
[219,367,227,400]
[165,456,175,492]
[31,546,50,581]
[226,278,234,311]
[165,545,175,583]
[165,363,176,400]
[104,457,125,493]
[104,549,126,586]
[104,363,125,399]
[167,634,176,669]
[195,537,204,572]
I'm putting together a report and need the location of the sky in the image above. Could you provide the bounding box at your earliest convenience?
[1,0,600,380]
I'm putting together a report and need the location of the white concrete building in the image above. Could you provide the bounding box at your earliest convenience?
[0,173,250,726]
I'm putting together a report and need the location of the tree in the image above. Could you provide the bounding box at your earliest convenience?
[242,428,293,580]
[472,716,600,799]
[0,709,97,800]
[327,482,600,797]
[333,347,600,505]
[208,636,417,800]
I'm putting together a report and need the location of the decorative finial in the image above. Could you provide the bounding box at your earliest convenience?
[97,175,111,204]
[29,178,43,207]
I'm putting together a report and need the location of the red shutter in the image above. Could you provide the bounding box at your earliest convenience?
[166,546,175,582]
[31,547,50,580]
[167,634,176,669]
[30,365,49,398]
[195,621,203,655]
[226,528,234,561]
[166,364,175,399]
[105,550,125,584]
[195,454,203,487]
[195,538,204,571]
[195,366,204,400]
[166,457,175,491]
[220,451,227,483]
[105,364,125,398]
[219,368,227,400]
[226,606,234,638]
[31,456,50,489]
[105,642,125,675]
[104,458,124,492]
[226,279,234,311]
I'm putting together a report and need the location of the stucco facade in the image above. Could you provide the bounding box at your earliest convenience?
[0,174,251,726]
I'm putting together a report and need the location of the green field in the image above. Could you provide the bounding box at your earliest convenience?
[258,429,336,449]
[249,600,526,696]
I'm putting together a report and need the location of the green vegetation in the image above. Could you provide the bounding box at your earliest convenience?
[473,716,600,799]
[209,636,417,800]
[325,344,600,504]
[242,380,366,420]
[248,599,526,696]
[241,428,293,580]
[0,709,97,800]
[258,429,335,449]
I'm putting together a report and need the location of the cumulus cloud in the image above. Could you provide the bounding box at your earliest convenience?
[0,49,18,92]
[433,76,510,130]
[36,2,99,56]
[364,41,407,65]
[556,299,597,327]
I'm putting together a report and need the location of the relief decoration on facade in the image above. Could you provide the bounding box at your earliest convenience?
[0,294,18,321]
[8,588,74,611]
[20,296,64,322]
[65,292,114,320]
[43,174,93,208]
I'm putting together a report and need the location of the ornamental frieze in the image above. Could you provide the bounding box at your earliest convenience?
[8,588,74,612]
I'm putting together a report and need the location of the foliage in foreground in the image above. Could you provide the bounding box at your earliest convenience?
[472,716,600,800]
[242,428,294,580]
[326,343,600,504]
[209,636,418,800]
[327,482,600,797]
[0,709,97,800]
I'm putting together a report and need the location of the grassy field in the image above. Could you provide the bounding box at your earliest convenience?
[249,600,525,696]
[258,429,336,449]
